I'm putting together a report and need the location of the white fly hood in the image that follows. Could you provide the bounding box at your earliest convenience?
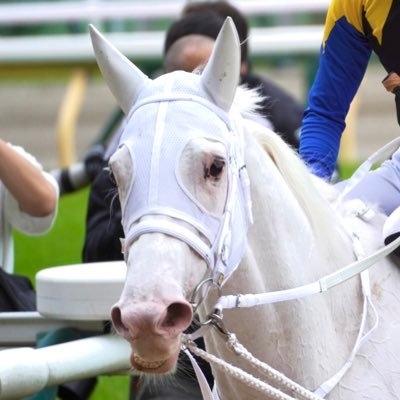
[90,18,253,286]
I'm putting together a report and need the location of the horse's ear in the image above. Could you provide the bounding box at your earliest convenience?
[200,17,241,111]
[89,24,150,114]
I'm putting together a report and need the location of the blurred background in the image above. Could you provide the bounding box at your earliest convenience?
[0,1,398,399]
[0,0,397,171]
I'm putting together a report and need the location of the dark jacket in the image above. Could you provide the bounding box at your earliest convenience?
[242,71,303,150]
[82,166,124,263]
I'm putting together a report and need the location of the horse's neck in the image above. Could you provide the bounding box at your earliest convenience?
[202,132,368,398]
[200,127,400,400]
[244,131,354,286]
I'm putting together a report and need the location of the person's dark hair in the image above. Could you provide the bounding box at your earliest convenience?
[182,1,248,62]
[163,10,225,56]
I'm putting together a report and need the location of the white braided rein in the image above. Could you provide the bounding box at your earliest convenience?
[186,340,295,400]
[185,335,323,400]
[226,333,323,400]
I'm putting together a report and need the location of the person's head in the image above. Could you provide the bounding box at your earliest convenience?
[163,8,248,75]
[164,34,215,73]
[163,10,224,73]
[181,1,249,68]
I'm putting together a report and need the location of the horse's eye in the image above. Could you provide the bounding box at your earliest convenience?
[209,159,225,178]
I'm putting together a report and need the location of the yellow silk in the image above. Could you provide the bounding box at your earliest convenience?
[322,0,393,47]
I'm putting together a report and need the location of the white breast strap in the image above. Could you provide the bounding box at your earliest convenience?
[184,348,216,400]
[125,219,214,269]
[314,271,378,397]
[313,232,379,397]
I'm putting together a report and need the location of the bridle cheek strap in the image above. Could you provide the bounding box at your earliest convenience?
[124,218,215,269]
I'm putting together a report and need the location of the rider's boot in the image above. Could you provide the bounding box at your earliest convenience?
[383,205,400,257]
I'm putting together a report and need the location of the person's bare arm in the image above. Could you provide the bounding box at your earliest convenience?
[0,139,57,217]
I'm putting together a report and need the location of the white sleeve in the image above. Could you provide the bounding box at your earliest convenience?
[3,144,59,235]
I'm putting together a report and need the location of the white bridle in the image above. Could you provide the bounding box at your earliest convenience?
[118,74,253,287]
[89,17,248,285]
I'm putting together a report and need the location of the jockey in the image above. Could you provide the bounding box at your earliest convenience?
[299,0,400,247]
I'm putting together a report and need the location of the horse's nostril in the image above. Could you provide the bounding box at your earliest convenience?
[111,305,129,336]
[161,302,193,333]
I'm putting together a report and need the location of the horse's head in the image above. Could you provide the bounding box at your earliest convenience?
[90,19,252,373]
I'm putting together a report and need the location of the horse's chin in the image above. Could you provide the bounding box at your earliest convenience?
[131,351,179,374]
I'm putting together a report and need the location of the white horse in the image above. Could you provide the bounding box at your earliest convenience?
[89,19,400,399]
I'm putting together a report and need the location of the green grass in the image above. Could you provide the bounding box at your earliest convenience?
[338,161,360,180]
[13,188,129,400]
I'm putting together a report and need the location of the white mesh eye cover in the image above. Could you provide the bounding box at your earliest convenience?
[120,98,231,243]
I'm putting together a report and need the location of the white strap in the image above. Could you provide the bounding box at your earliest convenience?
[215,281,321,310]
[127,93,232,129]
[215,234,400,311]
[212,385,221,400]
[239,165,254,225]
[314,269,378,397]
[212,144,239,285]
[125,219,214,268]
[184,348,215,400]
[319,233,400,290]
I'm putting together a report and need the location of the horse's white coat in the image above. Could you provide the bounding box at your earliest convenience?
[91,19,400,400]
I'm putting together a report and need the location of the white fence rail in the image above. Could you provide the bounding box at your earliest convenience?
[0,0,329,26]
[0,0,328,64]
[0,312,103,346]
[0,25,324,64]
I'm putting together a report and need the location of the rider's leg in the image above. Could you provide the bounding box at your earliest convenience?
[342,147,400,216]
[342,146,400,252]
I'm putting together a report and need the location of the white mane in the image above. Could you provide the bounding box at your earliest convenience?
[232,87,349,252]
[233,84,266,116]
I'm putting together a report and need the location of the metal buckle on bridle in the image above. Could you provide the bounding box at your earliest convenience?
[201,309,230,337]
[189,276,229,336]
[190,277,221,313]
